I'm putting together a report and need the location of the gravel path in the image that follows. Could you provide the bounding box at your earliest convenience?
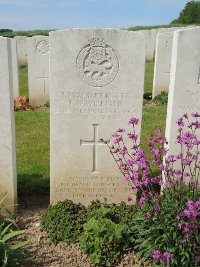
[17,207,151,267]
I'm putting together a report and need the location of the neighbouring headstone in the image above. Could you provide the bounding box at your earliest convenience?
[50,29,145,206]
[28,36,49,106]
[166,27,200,155]
[146,29,159,61]
[14,36,28,66]
[0,37,17,209]
[11,39,20,98]
[152,31,174,98]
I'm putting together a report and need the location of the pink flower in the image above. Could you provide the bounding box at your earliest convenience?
[127,132,138,140]
[156,129,162,135]
[128,117,139,125]
[154,204,161,212]
[152,250,161,261]
[116,128,125,132]
[146,211,152,219]
[127,195,132,202]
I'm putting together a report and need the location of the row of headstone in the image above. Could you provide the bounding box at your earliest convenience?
[152,26,197,98]
[13,27,190,108]
[1,27,200,209]
[13,27,190,107]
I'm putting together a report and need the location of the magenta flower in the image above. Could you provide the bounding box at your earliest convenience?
[156,129,162,135]
[162,252,174,263]
[152,250,161,261]
[128,117,139,125]
[127,195,132,202]
[116,128,125,132]
[146,211,152,219]
[154,204,161,212]
[127,132,138,140]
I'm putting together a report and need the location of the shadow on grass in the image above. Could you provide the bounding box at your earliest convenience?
[18,174,50,207]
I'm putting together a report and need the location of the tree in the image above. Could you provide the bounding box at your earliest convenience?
[171,0,200,24]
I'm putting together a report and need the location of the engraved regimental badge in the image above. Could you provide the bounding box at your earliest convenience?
[36,40,49,55]
[77,38,119,87]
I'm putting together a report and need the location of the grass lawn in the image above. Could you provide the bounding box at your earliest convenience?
[144,61,154,94]
[19,65,28,96]
[16,61,166,195]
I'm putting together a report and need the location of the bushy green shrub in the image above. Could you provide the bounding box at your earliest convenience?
[153,91,168,105]
[0,194,30,266]
[42,200,137,266]
[80,207,130,266]
[171,0,200,25]
[41,199,87,243]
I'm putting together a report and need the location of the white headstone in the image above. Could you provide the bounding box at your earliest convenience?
[11,39,20,98]
[152,31,174,98]
[14,36,28,66]
[28,36,49,106]
[144,27,183,62]
[166,27,200,154]
[0,37,17,208]
[50,29,145,205]
[146,29,159,61]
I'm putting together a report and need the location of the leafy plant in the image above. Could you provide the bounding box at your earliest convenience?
[41,199,87,244]
[80,207,129,266]
[0,194,30,266]
[153,91,168,105]
[107,113,200,266]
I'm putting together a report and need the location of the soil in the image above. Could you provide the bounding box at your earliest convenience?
[16,202,151,267]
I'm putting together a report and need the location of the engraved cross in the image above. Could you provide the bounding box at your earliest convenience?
[80,124,109,173]
[37,69,49,93]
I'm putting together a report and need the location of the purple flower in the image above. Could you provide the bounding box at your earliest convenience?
[162,252,173,263]
[138,196,146,206]
[127,195,132,201]
[152,250,161,261]
[191,112,200,118]
[128,117,139,125]
[114,135,122,144]
[154,204,161,212]
[177,117,184,127]
[127,132,138,140]
[195,256,200,263]
[156,129,162,135]
[146,211,152,219]
[116,128,125,132]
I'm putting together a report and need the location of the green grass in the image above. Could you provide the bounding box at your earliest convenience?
[19,66,28,96]
[16,61,165,195]
[15,111,50,195]
[144,61,154,94]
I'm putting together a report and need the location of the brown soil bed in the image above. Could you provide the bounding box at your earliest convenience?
[16,206,151,267]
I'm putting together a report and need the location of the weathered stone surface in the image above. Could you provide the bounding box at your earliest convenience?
[28,36,49,106]
[152,31,174,98]
[166,27,200,154]
[50,29,145,205]
[14,36,28,66]
[11,39,20,98]
[0,37,17,209]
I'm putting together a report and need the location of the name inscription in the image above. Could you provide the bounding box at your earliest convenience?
[52,90,135,120]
